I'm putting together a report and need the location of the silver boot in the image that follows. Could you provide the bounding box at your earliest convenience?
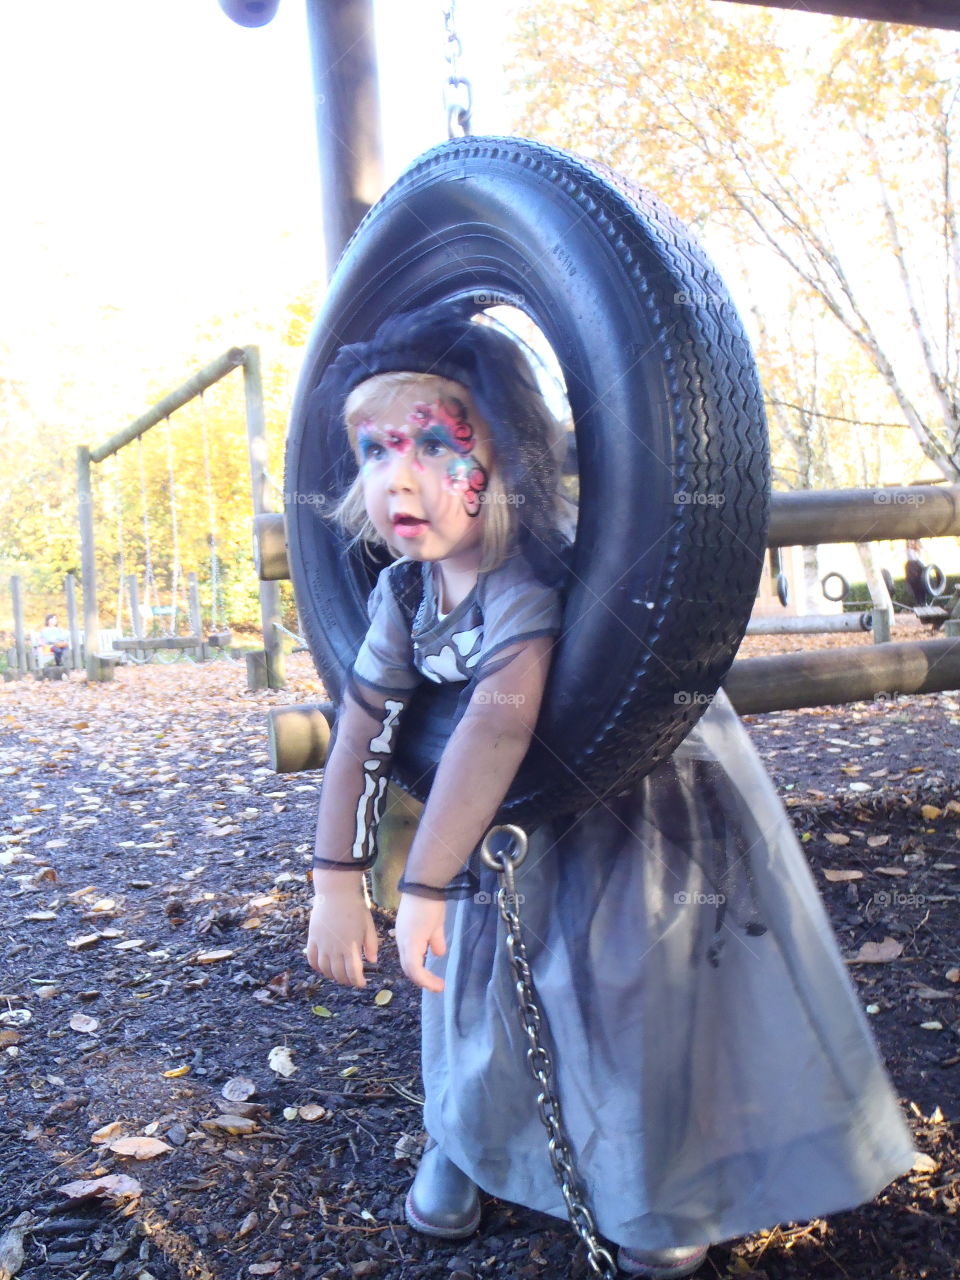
[404,1136,481,1239]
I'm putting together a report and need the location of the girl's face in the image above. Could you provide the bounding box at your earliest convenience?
[353,382,492,568]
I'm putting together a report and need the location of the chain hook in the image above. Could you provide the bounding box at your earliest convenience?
[478,823,618,1279]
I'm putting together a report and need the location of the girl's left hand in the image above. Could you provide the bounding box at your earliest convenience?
[395,894,447,993]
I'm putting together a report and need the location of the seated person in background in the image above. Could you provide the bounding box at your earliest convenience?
[38,614,69,666]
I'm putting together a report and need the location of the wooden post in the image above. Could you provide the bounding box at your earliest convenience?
[242,346,285,690]
[65,574,81,671]
[77,445,101,679]
[857,542,893,644]
[126,574,144,662]
[266,703,334,771]
[371,784,422,911]
[253,513,289,580]
[187,572,203,659]
[187,572,202,634]
[305,0,382,275]
[10,576,27,675]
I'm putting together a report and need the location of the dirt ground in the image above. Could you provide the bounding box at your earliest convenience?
[1,630,959,1280]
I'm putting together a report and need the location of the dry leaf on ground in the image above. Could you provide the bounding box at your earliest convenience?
[853,937,904,964]
[58,1174,143,1201]
[107,1136,172,1159]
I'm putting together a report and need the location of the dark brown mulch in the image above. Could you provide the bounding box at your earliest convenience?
[1,657,958,1280]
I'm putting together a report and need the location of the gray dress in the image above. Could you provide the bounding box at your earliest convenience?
[355,554,916,1252]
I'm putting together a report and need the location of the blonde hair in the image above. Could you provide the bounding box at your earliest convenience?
[332,371,518,573]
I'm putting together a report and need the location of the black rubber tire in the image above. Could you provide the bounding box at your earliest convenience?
[285,137,769,824]
[923,563,946,599]
[821,572,849,603]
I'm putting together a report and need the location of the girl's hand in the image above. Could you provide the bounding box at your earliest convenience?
[395,894,447,993]
[306,873,379,989]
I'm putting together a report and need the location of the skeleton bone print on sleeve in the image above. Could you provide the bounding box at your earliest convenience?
[350,698,404,862]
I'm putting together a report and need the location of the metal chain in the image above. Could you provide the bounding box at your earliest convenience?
[480,826,618,1280]
[442,2,472,137]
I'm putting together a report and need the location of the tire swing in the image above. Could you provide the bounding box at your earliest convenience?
[285,137,770,826]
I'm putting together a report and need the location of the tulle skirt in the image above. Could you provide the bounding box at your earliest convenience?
[420,692,915,1250]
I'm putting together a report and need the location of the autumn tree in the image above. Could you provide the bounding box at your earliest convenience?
[508,2,960,481]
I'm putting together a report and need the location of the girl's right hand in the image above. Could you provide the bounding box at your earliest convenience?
[305,873,379,988]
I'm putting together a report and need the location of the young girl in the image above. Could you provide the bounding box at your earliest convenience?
[304,302,915,1278]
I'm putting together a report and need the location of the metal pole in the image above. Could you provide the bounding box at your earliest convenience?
[746,612,873,635]
[77,445,101,678]
[305,0,383,275]
[90,348,246,464]
[241,346,285,689]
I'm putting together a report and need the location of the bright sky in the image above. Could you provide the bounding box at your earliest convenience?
[0,0,512,436]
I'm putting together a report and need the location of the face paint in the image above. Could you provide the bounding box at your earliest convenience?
[354,383,492,568]
[407,398,488,515]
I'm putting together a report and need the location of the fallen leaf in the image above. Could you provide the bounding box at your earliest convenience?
[222,1076,257,1103]
[267,1046,296,1077]
[823,869,863,883]
[852,937,903,964]
[0,1212,31,1280]
[0,1031,21,1047]
[195,949,235,964]
[866,835,890,848]
[58,1173,143,1201]
[946,968,960,984]
[0,1011,31,1027]
[311,1006,334,1018]
[921,805,942,821]
[875,867,908,877]
[201,1114,258,1135]
[921,1021,944,1031]
[90,1122,125,1144]
[373,989,393,1007]
[237,1211,259,1237]
[107,1136,172,1159]
[298,1104,325,1122]
[266,971,291,998]
[69,1013,99,1034]
[162,1065,191,1078]
[23,911,57,922]
[824,833,850,845]
[67,933,102,950]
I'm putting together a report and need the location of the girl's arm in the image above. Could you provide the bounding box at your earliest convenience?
[394,635,554,990]
[306,682,409,988]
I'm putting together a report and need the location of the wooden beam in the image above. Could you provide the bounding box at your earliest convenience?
[768,484,960,547]
[714,0,960,33]
[724,637,960,714]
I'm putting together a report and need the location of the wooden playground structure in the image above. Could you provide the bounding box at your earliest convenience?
[6,346,285,689]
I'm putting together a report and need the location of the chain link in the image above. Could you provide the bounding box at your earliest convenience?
[481,826,618,1280]
[442,1,472,137]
